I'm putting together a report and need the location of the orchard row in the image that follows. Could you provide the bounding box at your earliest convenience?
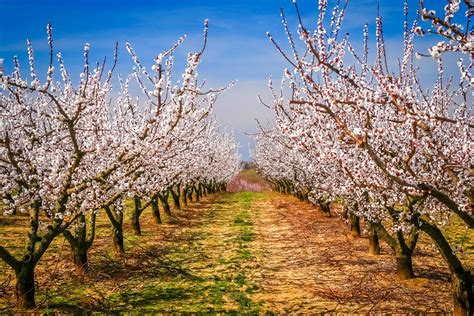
[0,21,240,308]
[253,0,472,314]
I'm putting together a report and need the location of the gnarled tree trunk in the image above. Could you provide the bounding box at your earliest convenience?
[350,214,361,237]
[181,188,188,206]
[452,271,473,316]
[112,227,125,253]
[63,212,96,272]
[158,192,172,216]
[15,264,35,308]
[170,188,181,210]
[104,205,125,253]
[418,218,473,315]
[131,196,143,236]
[349,202,361,237]
[367,222,381,255]
[187,188,194,202]
[1,200,57,308]
[395,250,415,280]
[151,196,162,224]
[372,221,417,280]
[317,199,331,217]
[193,185,201,201]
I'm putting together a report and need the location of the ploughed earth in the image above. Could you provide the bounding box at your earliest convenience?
[1,169,471,313]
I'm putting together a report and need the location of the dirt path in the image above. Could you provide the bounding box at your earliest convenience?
[249,192,451,313]
[0,189,453,313]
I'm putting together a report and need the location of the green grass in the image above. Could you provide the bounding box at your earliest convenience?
[238,169,265,183]
[0,191,269,313]
[442,216,474,271]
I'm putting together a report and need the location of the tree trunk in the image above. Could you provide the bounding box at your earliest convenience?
[396,251,415,280]
[466,188,474,217]
[104,205,125,254]
[69,241,89,272]
[296,192,304,201]
[181,189,188,206]
[348,202,360,236]
[73,250,88,271]
[350,213,361,237]
[283,182,289,194]
[131,214,141,236]
[113,228,125,253]
[170,189,181,210]
[131,197,142,236]
[368,222,381,255]
[163,200,171,216]
[63,212,96,272]
[318,200,331,217]
[158,193,172,216]
[194,186,200,201]
[418,218,472,315]
[15,265,35,308]
[452,271,473,316]
[198,184,203,198]
[342,205,349,221]
[209,184,216,194]
[3,200,59,308]
[151,197,162,225]
[302,192,309,202]
[275,183,281,193]
[372,220,416,280]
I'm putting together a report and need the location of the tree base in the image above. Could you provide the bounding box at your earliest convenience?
[368,235,381,255]
[452,271,473,315]
[15,268,35,308]
[113,231,125,253]
[396,255,415,280]
[73,252,89,272]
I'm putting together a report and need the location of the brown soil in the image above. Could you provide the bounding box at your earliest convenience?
[250,192,452,313]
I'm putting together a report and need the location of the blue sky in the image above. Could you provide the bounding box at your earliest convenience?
[0,0,446,160]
